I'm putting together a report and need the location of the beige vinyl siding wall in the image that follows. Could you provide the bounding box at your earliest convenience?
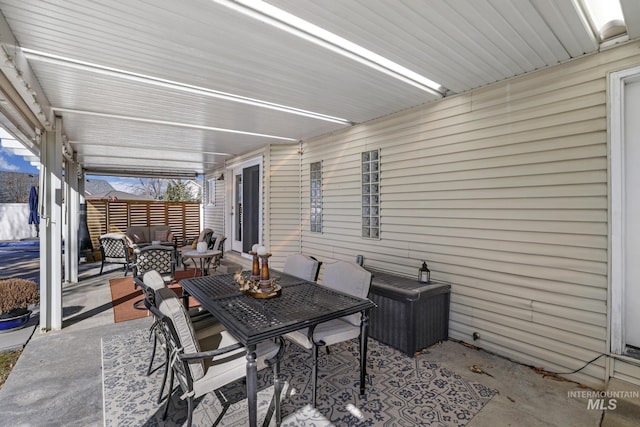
[265,144,303,268]
[203,169,226,238]
[296,41,640,389]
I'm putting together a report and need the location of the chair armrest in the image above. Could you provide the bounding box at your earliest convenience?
[178,342,244,361]
[133,277,145,289]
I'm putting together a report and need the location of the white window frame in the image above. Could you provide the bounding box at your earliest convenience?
[361,148,380,239]
[609,65,640,355]
[310,160,322,233]
[207,178,216,206]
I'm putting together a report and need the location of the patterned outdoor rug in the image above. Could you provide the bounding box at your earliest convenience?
[102,329,495,426]
[109,270,201,323]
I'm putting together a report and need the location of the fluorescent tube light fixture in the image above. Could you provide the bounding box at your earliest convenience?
[580,0,626,40]
[23,48,351,125]
[214,0,446,97]
[52,107,298,142]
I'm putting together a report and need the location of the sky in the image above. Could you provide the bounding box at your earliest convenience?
[0,145,39,174]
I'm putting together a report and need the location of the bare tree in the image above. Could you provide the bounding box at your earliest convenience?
[2,172,37,202]
[135,178,166,200]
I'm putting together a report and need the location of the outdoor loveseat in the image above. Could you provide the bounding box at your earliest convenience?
[125,225,177,249]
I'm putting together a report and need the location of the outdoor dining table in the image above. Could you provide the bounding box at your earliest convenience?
[180,271,375,427]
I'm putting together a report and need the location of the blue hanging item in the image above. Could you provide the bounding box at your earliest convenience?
[28,185,39,225]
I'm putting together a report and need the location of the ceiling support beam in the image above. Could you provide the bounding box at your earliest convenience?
[0,12,51,131]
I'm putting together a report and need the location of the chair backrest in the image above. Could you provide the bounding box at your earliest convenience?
[283,253,321,282]
[134,245,175,278]
[99,233,129,260]
[212,235,226,257]
[136,270,166,305]
[197,228,214,245]
[149,225,173,243]
[156,287,205,381]
[143,270,166,291]
[322,260,372,326]
[126,226,149,245]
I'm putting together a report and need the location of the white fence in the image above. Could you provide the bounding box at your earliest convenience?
[0,203,38,241]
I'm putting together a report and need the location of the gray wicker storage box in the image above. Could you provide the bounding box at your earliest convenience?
[367,269,450,356]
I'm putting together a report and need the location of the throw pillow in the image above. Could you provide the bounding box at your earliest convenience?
[191,239,198,249]
[154,230,169,241]
[132,232,145,244]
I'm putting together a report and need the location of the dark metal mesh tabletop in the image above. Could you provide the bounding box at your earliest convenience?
[181,273,374,344]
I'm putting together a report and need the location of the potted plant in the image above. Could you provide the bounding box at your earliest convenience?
[0,278,39,332]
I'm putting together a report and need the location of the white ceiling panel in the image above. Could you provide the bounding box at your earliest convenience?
[0,0,634,177]
[27,60,344,141]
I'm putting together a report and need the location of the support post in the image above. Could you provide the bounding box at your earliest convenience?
[39,119,63,331]
[66,154,80,283]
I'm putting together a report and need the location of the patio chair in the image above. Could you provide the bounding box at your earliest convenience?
[133,276,224,372]
[132,245,175,283]
[283,253,321,282]
[98,233,132,276]
[210,234,226,268]
[150,290,285,427]
[178,228,214,270]
[156,287,225,403]
[182,234,227,273]
[285,260,372,406]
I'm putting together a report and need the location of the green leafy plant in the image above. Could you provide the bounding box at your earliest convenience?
[0,278,39,316]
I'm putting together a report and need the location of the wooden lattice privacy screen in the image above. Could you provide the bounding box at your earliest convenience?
[86,200,201,251]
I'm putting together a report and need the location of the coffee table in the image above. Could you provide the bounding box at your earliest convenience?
[181,249,221,276]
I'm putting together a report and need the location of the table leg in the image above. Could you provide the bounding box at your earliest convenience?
[359,309,370,396]
[246,344,258,427]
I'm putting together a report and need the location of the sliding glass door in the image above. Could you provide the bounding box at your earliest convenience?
[230,158,261,254]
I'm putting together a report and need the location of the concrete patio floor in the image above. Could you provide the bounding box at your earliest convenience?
[0,256,606,426]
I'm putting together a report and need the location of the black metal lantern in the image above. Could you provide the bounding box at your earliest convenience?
[418,261,430,283]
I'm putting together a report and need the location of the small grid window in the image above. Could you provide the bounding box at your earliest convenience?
[207,178,216,205]
[310,161,322,233]
[362,149,380,239]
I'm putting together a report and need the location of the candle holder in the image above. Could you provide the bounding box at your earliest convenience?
[259,252,273,291]
[249,251,260,281]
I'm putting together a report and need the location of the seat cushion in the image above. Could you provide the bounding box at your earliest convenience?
[100,232,127,241]
[156,288,205,380]
[197,228,214,243]
[149,225,173,243]
[192,334,280,398]
[153,229,169,241]
[286,318,360,350]
[127,226,149,244]
[283,253,320,282]
[322,261,372,326]
[193,316,226,340]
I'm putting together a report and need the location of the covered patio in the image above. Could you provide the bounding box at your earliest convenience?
[0,254,604,426]
[1,0,640,425]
